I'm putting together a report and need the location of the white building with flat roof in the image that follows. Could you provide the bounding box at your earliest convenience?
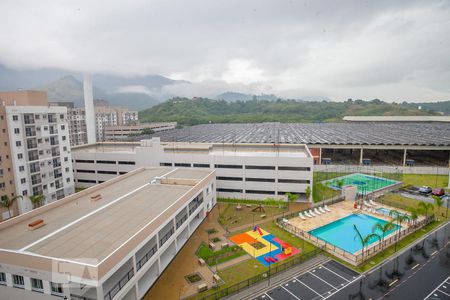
[72,138,314,201]
[0,166,216,300]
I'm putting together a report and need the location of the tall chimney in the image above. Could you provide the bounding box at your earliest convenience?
[83,73,96,144]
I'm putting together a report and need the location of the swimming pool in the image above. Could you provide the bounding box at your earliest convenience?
[309,214,399,254]
[323,173,398,194]
[376,207,409,218]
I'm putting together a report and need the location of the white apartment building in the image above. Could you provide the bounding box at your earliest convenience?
[95,106,139,141]
[72,138,314,201]
[0,167,216,300]
[5,106,75,213]
[67,107,87,146]
[0,91,75,219]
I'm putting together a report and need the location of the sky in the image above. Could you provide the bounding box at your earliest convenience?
[0,0,449,102]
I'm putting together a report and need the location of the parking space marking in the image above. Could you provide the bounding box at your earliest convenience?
[322,275,362,300]
[263,293,274,300]
[320,265,351,282]
[281,285,302,300]
[424,275,450,299]
[309,271,338,290]
[295,276,324,299]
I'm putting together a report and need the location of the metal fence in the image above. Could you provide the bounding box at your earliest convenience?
[315,165,403,182]
[190,247,323,300]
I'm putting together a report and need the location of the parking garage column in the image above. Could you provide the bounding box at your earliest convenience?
[359,148,363,165]
[403,149,407,166]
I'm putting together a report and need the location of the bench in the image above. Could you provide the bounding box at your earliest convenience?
[209,242,216,250]
[221,242,229,249]
[260,214,266,219]
[197,283,208,292]
[235,205,242,211]
[213,274,221,283]
[198,258,206,266]
[90,194,102,202]
[28,219,45,230]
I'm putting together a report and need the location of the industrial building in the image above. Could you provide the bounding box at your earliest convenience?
[104,122,177,140]
[126,122,450,168]
[0,167,216,300]
[72,138,314,201]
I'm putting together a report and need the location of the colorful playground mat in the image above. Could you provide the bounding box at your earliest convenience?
[229,226,300,266]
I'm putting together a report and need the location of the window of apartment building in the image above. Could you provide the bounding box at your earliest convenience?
[214,164,243,169]
[19,166,25,171]
[278,179,310,184]
[43,114,47,119]
[0,272,6,285]
[245,177,275,182]
[2,129,5,133]
[59,114,64,119]
[245,165,276,170]
[12,274,24,288]
[0,183,5,188]
[66,178,70,183]
[35,114,40,119]
[278,166,311,171]
[15,141,21,147]
[160,162,172,166]
[37,138,42,143]
[12,115,18,121]
[217,188,243,193]
[61,124,65,130]
[193,163,210,168]
[20,178,26,184]
[45,138,49,142]
[63,146,67,151]
[174,162,191,167]
[17,153,23,159]
[118,161,135,165]
[96,160,116,164]
[62,136,66,141]
[245,190,275,195]
[43,126,48,131]
[0,115,3,120]
[51,282,64,296]
[97,170,117,175]
[217,176,243,181]
[22,190,28,196]
[0,169,2,176]
[31,278,44,293]
[4,142,7,146]
[64,157,68,162]
[65,167,69,172]
[14,128,20,134]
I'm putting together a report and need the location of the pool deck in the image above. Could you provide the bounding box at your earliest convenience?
[289,201,420,233]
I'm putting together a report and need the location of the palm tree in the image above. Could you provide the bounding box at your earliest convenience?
[389,210,410,252]
[354,224,378,261]
[372,221,395,251]
[305,186,311,201]
[29,194,45,209]
[418,201,434,221]
[409,208,419,228]
[432,196,444,221]
[0,195,22,218]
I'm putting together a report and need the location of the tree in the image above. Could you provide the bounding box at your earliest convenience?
[432,196,444,221]
[0,195,22,218]
[354,224,378,260]
[286,192,298,212]
[305,186,311,201]
[337,180,344,189]
[409,208,419,228]
[418,201,434,220]
[29,194,45,209]
[389,210,410,252]
[372,221,395,251]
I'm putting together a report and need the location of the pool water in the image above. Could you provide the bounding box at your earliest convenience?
[323,173,398,194]
[309,214,399,254]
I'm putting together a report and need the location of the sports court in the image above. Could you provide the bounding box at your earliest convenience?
[254,260,360,300]
[323,173,398,194]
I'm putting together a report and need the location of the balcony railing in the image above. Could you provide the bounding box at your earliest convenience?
[189,202,200,215]
[31,179,42,185]
[103,268,134,300]
[136,245,158,271]
[25,130,36,137]
[52,150,60,157]
[176,214,188,229]
[50,128,58,134]
[159,227,175,247]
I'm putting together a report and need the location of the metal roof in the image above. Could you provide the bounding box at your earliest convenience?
[126,122,450,146]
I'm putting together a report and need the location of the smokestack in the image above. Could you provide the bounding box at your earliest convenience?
[83,73,96,144]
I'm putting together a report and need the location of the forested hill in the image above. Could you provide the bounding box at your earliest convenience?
[139,98,437,126]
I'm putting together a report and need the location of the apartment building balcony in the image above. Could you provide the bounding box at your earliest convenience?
[55,180,63,189]
[54,170,63,179]
[32,186,43,195]
[24,114,35,124]
[26,138,38,149]
[53,158,61,168]
[49,127,58,135]
[31,178,42,185]
[48,114,57,123]
[50,137,59,146]
[103,259,134,300]
[25,127,36,137]
[28,150,39,161]
[52,149,60,157]
[30,162,40,173]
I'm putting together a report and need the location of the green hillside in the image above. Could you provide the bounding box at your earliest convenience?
[139,98,437,126]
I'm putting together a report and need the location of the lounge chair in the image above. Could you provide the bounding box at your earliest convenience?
[370,199,378,206]
[314,208,322,215]
[299,212,307,220]
[324,205,331,212]
[364,200,373,207]
[319,207,327,214]
[309,209,317,217]
[304,211,312,218]
[282,218,289,224]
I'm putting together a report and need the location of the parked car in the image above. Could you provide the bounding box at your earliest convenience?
[432,188,445,197]
[418,186,432,194]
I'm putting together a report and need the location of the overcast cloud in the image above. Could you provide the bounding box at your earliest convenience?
[1,0,449,102]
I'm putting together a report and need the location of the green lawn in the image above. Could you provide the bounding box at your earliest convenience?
[402,174,449,188]
[218,203,287,229]
[378,193,449,219]
[196,243,247,266]
[259,221,317,253]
